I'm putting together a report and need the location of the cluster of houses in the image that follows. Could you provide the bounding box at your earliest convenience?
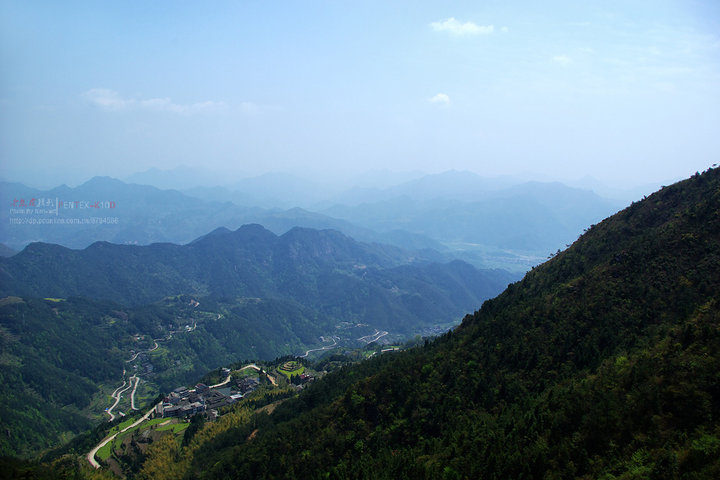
[156,375,260,419]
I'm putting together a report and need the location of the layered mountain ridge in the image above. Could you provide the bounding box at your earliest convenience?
[0,223,516,458]
[0,225,514,334]
[2,172,623,272]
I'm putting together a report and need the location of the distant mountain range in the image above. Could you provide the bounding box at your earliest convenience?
[0,176,446,258]
[2,171,625,272]
[321,176,623,265]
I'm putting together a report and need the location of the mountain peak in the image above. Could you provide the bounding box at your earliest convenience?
[80,176,126,188]
[187,226,233,245]
[233,223,277,237]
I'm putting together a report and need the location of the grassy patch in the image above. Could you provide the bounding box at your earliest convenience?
[277,365,305,378]
[105,417,168,455]
[157,422,189,434]
[119,416,166,436]
[96,439,116,461]
[96,418,183,464]
[143,417,168,429]
[233,367,260,378]
[117,417,136,431]
[105,416,136,436]
[278,360,305,378]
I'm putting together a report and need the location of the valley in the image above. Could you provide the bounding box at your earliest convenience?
[92,301,392,429]
[84,354,366,475]
[2,169,719,478]
[0,222,514,458]
[3,1,716,477]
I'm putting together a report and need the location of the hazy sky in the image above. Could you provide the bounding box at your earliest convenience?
[2,0,719,188]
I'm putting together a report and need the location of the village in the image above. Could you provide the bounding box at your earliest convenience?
[156,370,260,420]
[88,361,318,472]
[87,342,404,473]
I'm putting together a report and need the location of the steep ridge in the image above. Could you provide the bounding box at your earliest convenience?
[148,168,720,479]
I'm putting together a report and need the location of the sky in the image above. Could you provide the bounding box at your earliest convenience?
[1,0,719,189]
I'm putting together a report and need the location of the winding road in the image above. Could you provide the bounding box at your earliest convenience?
[87,402,158,469]
[106,373,143,420]
[91,373,231,468]
[129,376,140,410]
[106,373,135,422]
[88,364,263,469]
[91,310,208,466]
[358,330,388,344]
[209,372,232,389]
[108,339,162,417]
[125,341,159,363]
[300,336,338,357]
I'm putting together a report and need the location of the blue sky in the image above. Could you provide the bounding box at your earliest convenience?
[1,0,719,188]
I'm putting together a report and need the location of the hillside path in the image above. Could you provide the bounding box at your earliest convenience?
[239,364,277,386]
[209,373,232,388]
[87,403,158,469]
[106,374,134,422]
[301,336,338,357]
[130,376,140,410]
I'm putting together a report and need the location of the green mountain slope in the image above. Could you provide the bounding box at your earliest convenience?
[0,294,332,458]
[0,225,515,334]
[142,168,720,479]
[0,225,514,458]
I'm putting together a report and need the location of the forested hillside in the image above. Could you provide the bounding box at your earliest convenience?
[128,168,720,479]
[0,225,515,334]
[0,225,514,459]
[0,295,333,457]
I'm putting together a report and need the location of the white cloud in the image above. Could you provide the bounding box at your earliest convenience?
[139,97,225,114]
[552,55,573,66]
[239,101,261,115]
[429,93,450,105]
[82,88,226,114]
[431,17,494,36]
[82,88,130,111]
